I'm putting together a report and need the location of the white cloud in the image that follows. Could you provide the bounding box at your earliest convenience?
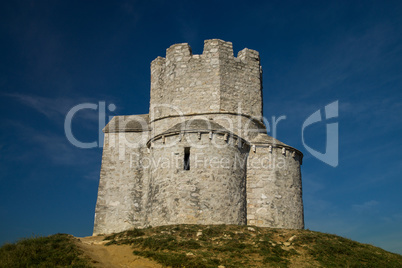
[381,213,402,224]
[3,121,100,166]
[7,93,71,118]
[352,200,379,213]
[5,93,117,125]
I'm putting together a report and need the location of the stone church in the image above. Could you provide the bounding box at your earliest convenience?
[93,39,304,235]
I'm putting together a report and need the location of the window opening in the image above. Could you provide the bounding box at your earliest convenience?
[184,147,190,170]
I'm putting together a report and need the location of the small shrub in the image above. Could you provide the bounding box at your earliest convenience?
[126,229,145,237]
[202,225,226,237]
[263,255,289,267]
[177,239,201,249]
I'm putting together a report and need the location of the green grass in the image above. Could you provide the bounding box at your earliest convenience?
[105,225,297,267]
[104,224,402,268]
[295,231,402,267]
[1,226,400,267]
[0,233,91,268]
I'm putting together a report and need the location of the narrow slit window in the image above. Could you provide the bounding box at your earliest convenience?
[184,147,190,170]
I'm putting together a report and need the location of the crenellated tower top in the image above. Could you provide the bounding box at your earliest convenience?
[149,39,263,123]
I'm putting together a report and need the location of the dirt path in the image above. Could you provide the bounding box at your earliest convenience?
[75,235,162,268]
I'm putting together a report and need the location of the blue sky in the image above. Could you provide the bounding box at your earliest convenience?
[1,0,401,254]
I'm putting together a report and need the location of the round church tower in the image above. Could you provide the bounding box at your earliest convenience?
[145,119,250,226]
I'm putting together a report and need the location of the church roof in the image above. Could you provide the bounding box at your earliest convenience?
[250,133,288,147]
[160,119,228,135]
[148,119,249,146]
[250,133,303,156]
[103,114,150,133]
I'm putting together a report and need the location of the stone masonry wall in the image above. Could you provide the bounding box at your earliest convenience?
[246,144,304,229]
[150,39,263,122]
[93,131,150,235]
[220,46,263,119]
[150,42,221,120]
[145,132,249,226]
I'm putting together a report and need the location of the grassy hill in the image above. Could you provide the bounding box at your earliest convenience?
[0,233,91,267]
[1,225,401,267]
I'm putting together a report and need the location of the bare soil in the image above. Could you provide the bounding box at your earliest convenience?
[75,235,162,268]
